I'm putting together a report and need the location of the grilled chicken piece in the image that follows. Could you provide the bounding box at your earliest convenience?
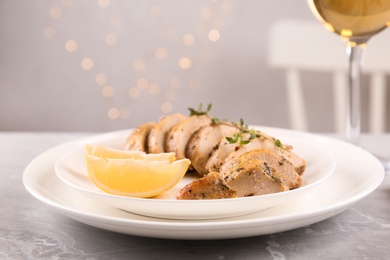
[124,122,156,152]
[224,158,289,197]
[205,132,249,173]
[186,123,239,176]
[210,134,306,176]
[221,149,301,190]
[147,113,187,154]
[165,115,212,160]
[176,172,237,200]
[177,149,294,200]
[258,133,306,175]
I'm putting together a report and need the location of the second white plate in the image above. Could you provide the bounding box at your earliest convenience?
[23,127,385,240]
[54,127,336,220]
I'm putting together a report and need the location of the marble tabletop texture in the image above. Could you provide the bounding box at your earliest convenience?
[1,132,389,260]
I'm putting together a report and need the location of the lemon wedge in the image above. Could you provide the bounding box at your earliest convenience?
[84,146,190,198]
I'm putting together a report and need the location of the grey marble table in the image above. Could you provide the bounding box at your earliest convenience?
[1,132,389,259]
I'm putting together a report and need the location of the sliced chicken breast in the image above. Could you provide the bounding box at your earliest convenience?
[147,113,187,154]
[176,172,237,200]
[205,135,239,173]
[224,158,289,197]
[186,123,239,176]
[177,150,293,200]
[256,131,306,175]
[221,149,302,190]
[124,122,156,152]
[165,115,212,160]
[214,134,306,176]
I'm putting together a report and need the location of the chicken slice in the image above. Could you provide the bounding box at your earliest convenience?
[221,149,302,190]
[147,113,187,154]
[165,115,212,160]
[212,134,306,176]
[257,131,306,175]
[224,158,289,197]
[176,172,237,200]
[205,135,240,174]
[186,123,239,176]
[124,122,156,152]
[177,150,292,200]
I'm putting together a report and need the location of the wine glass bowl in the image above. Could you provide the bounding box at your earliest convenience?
[307,0,390,44]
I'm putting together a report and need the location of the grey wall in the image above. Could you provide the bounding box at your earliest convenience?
[0,0,388,132]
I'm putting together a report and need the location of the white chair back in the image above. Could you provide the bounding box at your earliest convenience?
[267,19,390,133]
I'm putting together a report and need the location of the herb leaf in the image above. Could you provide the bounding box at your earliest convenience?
[225,136,236,143]
[224,118,263,145]
[274,139,283,148]
[188,103,212,116]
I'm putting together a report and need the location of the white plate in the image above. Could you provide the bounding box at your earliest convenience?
[54,129,336,220]
[23,127,385,240]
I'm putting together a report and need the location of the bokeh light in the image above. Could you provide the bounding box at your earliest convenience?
[102,85,114,97]
[98,0,110,8]
[108,107,120,120]
[65,40,77,52]
[179,57,192,70]
[183,34,195,46]
[136,78,149,89]
[95,73,108,85]
[155,47,168,59]
[105,34,118,46]
[208,29,221,42]
[43,26,56,38]
[81,58,94,70]
[49,7,62,19]
[161,102,173,113]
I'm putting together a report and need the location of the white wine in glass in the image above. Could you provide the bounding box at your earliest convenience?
[308,0,390,44]
[307,0,390,152]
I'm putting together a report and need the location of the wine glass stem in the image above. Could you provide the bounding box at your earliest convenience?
[346,43,366,146]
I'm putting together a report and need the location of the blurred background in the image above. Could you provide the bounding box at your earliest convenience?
[1,0,389,132]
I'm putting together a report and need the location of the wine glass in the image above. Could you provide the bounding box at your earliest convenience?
[307,0,390,169]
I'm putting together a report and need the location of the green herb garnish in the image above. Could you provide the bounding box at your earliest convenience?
[225,119,261,145]
[188,103,212,116]
[226,133,250,145]
[187,104,285,149]
[274,139,283,148]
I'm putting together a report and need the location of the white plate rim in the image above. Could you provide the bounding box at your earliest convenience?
[22,127,385,239]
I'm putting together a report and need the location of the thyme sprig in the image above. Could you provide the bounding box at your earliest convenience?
[188,103,212,116]
[226,133,250,145]
[226,119,286,149]
[274,139,283,148]
[189,103,222,125]
[188,104,286,149]
[226,119,261,145]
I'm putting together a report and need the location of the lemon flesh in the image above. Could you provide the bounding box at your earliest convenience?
[85,154,190,198]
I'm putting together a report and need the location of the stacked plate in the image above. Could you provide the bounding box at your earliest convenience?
[23,127,385,240]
